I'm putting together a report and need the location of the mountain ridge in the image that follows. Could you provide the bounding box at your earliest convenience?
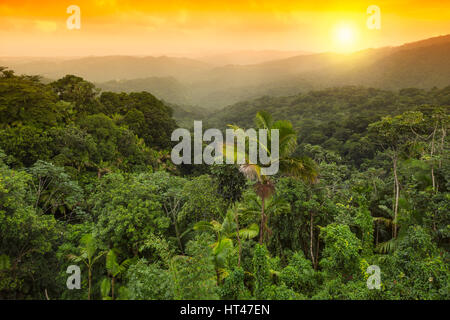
[2,34,449,109]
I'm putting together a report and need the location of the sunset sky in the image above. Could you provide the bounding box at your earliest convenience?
[1,0,450,57]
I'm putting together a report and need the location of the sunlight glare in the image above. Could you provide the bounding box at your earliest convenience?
[332,23,358,52]
[337,26,354,44]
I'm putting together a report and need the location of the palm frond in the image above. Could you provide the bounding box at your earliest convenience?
[193,221,214,231]
[106,249,120,275]
[273,120,297,157]
[255,111,273,130]
[239,164,261,181]
[376,238,398,254]
[100,278,111,299]
[213,238,234,268]
[279,156,318,183]
[67,253,80,262]
[238,223,259,240]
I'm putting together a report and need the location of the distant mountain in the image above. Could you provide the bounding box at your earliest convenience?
[192,34,450,107]
[2,34,449,109]
[196,50,312,66]
[203,34,450,88]
[1,55,210,82]
[340,40,450,89]
[395,34,450,51]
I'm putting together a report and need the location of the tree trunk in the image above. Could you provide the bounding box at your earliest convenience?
[88,268,92,300]
[235,210,242,267]
[431,122,437,191]
[437,123,446,191]
[376,222,379,246]
[315,228,319,270]
[439,124,446,168]
[216,268,221,286]
[259,196,265,244]
[310,212,315,268]
[111,276,115,300]
[393,156,400,238]
[173,214,183,253]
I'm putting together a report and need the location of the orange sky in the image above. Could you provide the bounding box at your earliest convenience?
[1,0,449,56]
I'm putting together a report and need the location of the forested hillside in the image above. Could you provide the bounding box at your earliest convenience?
[0,67,448,300]
[206,86,450,166]
[97,77,191,106]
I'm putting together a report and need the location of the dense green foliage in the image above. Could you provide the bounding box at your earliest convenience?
[0,67,448,300]
[207,86,450,166]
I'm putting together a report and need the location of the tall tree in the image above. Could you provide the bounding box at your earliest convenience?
[194,210,258,279]
[369,112,422,238]
[68,234,105,300]
[105,249,133,300]
[226,111,318,244]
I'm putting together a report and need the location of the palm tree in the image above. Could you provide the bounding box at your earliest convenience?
[194,210,258,283]
[237,194,290,244]
[105,249,133,300]
[225,111,318,244]
[68,234,106,300]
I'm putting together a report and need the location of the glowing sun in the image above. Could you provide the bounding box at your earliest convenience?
[332,23,358,52]
[336,26,354,44]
